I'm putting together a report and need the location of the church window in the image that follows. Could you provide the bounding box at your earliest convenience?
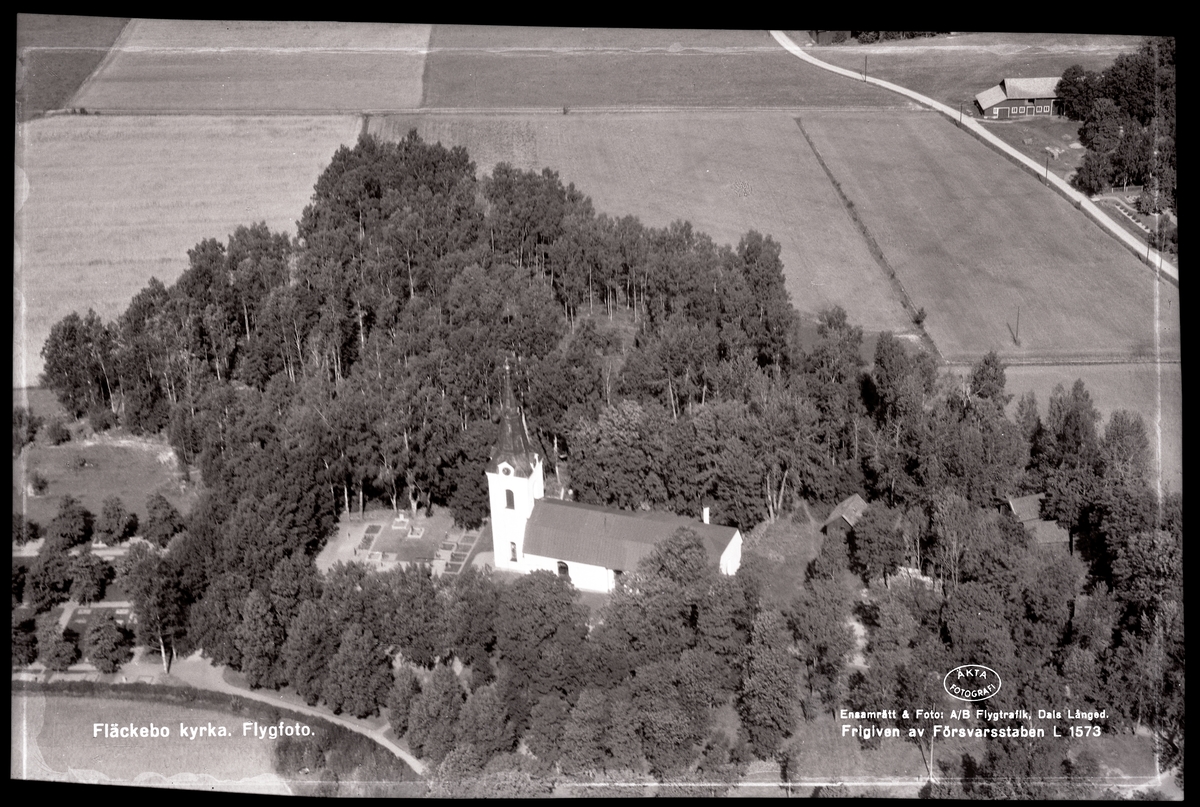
[557,561,570,579]
[510,542,518,562]
[505,490,514,509]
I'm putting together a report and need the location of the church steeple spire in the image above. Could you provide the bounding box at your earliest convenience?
[488,357,537,476]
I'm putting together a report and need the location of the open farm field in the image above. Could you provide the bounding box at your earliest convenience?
[798,110,1179,362]
[16,15,129,121]
[12,693,290,794]
[370,110,913,336]
[14,114,361,387]
[13,432,200,526]
[71,19,430,112]
[13,387,68,423]
[804,32,1141,112]
[422,25,905,109]
[1000,363,1183,493]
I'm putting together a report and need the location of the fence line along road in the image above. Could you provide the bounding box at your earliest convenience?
[769,31,1177,286]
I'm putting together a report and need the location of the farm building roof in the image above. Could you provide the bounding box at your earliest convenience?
[1029,519,1070,546]
[822,493,869,532]
[975,77,1061,110]
[523,499,738,571]
[974,84,1007,110]
[1003,77,1061,99]
[1007,493,1045,525]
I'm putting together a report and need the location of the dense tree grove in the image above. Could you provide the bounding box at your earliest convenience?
[1058,37,1176,211]
[28,129,1183,793]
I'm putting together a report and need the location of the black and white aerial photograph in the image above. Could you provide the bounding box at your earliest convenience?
[13,19,1181,798]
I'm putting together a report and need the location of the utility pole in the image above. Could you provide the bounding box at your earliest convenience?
[1015,306,1020,344]
[959,102,963,124]
[864,55,867,80]
[1045,154,1050,181]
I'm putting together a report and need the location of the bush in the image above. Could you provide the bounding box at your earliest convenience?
[38,625,80,671]
[832,32,847,44]
[13,406,42,455]
[913,307,927,326]
[856,31,879,44]
[88,407,117,433]
[45,420,71,445]
[13,514,41,546]
[29,472,49,495]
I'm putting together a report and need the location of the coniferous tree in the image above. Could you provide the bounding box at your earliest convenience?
[323,623,392,718]
[281,600,336,705]
[455,683,514,762]
[86,610,132,673]
[387,666,422,738]
[236,589,285,689]
[408,665,466,764]
[738,610,799,758]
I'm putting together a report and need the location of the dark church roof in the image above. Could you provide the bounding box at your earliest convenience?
[523,499,739,571]
[487,362,537,476]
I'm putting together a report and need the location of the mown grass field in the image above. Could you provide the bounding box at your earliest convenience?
[16,14,129,121]
[798,110,1180,362]
[421,25,905,109]
[13,433,200,527]
[15,114,361,387]
[371,111,914,336]
[71,19,430,112]
[1001,363,1183,493]
[804,32,1142,113]
[12,693,290,794]
[983,115,1088,182]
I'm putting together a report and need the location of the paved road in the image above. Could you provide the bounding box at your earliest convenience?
[769,32,1177,285]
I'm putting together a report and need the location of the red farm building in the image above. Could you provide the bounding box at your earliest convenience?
[974,77,1062,119]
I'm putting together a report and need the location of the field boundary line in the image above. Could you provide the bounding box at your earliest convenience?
[66,18,136,110]
[769,31,1177,287]
[793,118,943,362]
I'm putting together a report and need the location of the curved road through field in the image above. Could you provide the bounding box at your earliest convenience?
[769,31,1177,284]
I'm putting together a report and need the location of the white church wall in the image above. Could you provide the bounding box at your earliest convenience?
[523,553,613,593]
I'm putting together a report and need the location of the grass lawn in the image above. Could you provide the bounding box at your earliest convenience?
[804,32,1141,113]
[1001,363,1182,493]
[13,433,200,527]
[799,109,1179,362]
[12,693,290,794]
[982,116,1087,183]
[422,25,904,109]
[370,110,913,337]
[16,15,130,121]
[71,19,431,112]
[15,114,361,387]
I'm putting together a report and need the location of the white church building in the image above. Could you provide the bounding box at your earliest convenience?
[486,366,742,593]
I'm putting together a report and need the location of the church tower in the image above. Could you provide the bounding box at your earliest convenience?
[486,360,544,571]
